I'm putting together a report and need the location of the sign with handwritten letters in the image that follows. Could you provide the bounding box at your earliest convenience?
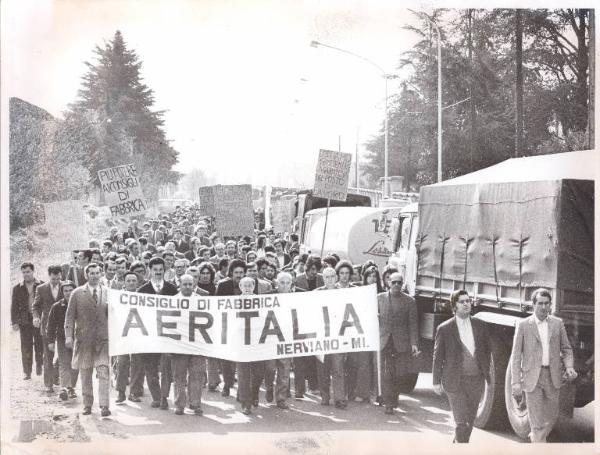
[98,164,147,217]
[313,149,352,201]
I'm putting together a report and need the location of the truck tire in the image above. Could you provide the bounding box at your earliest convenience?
[474,335,509,429]
[397,373,419,393]
[504,362,531,440]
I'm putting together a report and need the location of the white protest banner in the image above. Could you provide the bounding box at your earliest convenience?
[108,285,380,362]
[43,200,87,253]
[98,163,148,217]
[213,184,254,237]
[313,149,352,201]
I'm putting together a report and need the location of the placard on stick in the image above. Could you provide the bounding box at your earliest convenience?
[198,185,216,217]
[213,184,254,237]
[98,164,148,217]
[313,149,352,201]
[271,198,295,234]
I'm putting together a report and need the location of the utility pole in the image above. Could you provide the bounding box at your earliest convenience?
[515,9,524,158]
[588,10,595,149]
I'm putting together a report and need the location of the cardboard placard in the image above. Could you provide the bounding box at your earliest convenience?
[313,149,352,201]
[98,163,148,217]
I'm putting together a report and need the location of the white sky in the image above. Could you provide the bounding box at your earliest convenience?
[3,0,423,187]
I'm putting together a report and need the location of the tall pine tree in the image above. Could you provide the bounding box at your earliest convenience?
[67,31,179,199]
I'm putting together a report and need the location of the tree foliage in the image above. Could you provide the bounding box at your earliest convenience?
[362,9,593,188]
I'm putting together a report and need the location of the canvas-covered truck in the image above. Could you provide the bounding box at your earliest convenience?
[388,150,595,438]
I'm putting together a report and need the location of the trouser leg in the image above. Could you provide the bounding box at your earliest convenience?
[143,353,161,401]
[293,357,307,395]
[251,361,265,402]
[264,361,276,395]
[189,356,206,408]
[526,369,559,442]
[96,365,110,408]
[116,354,131,393]
[463,375,485,442]
[33,326,43,368]
[42,334,55,387]
[316,356,331,401]
[19,324,34,375]
[207,357,221,388]
[56,340,70,388]
[352,351,371,399]
[129,354,144,396]
[221,360,236,388]
[331,353,347,403]
[80,367,94,407]
[171,355,188,410]
[160,354,172,399]
[275,359,291,402]
[237,362,253,407]
[382,347,397,407]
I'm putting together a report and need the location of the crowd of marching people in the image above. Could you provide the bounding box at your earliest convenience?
[11,203,418,420]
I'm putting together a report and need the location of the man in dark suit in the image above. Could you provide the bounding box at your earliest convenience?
[293,255,324,291]
[510,288,576,443]
[172,229,190,254]
[377,272,419,415]
[432,289,491,443]
[137,257,179,409]
[11,262,44,380]
[32,264,63,393]
[67,249,91,287]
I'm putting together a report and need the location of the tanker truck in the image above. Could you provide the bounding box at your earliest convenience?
[387,150,595,438]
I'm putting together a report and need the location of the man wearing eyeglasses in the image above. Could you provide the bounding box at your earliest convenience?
[510,288,576,443]
[432,289,491,443]
[377,272,419,415]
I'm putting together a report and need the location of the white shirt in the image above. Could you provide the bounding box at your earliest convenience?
[51,283,60,300]
[87,283,101,304]
[456,316,475,356]
[534,315,550,366]
[151,280,165,294]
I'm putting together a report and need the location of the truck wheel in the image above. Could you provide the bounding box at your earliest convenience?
[397,373,419,393]
[504,362,531,440]
[474,336,509,429]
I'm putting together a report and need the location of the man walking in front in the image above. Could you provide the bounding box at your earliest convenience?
[510,288,577,443]
[432,290,491,443]
[65,263,111,416]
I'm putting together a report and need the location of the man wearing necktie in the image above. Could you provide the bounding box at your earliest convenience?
[33,265,64,393]
[432,290,491,443]
[65,263,111,417]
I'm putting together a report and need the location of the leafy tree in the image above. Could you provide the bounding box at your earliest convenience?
[67,31,180,199]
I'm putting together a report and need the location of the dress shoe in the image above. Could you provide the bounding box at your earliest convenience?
[242,406,252,416]
[265,389,274,403]
[321,399,330,406]
[116,391,126,403]
[36,364,42,376]
[46,386,54,394]
[82,406,92,415]
[194,407,203,416]
[128,394,141,402]
[68,388,77,399]
[150,400,161,408]
[101,406,111,417]
[221,386,230,397]
[159,398,169,410]
[174,407,184,415]
[59,389,69,401]
[208,385,217,392]
[23,373,31,380]
[276,400,289,410]
[385,407,394,415]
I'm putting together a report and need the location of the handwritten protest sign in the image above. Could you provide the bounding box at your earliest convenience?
[213,184,254,237]
[98,164,147,217]
[198,185,216,217]
[271,197,295,234]
[43,200,87,253]
[313,149,352,201]
[108,285,379,361]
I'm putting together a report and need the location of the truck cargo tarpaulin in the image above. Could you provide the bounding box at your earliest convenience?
[416,178,594,299]
[108,285,380,361]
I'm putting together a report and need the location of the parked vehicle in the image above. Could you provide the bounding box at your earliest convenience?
[388,150,595,438]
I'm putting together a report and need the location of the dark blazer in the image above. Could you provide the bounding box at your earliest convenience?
[432,316,492,393]
[137,280,179,296]
[11,279,43,326]
[33,281,64,337]
[377,291,419,353]
[47,298,69,342]
[67,266,87,287]
[216,277,260,296]
[295,273,324,292]
[174,239,190,254]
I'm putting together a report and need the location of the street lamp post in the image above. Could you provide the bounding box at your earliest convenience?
[310,40,393,197]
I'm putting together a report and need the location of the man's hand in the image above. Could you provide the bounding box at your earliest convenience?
[564,367,578,380]
[33,318,40,328]
[433,384,443,396]
[12,324,19,331]
[65,337,73,349]
[512,383,523,400]
[48,343,55,352]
